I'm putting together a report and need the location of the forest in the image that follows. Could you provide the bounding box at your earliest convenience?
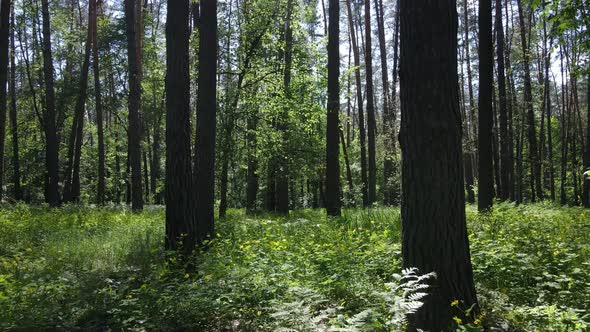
[0,0,589,331]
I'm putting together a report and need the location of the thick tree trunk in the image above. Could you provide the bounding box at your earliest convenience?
[517,0,542,201]
[41,0,61,207]
[346,0,368,207]
[195,0,217,241]
[364,0,376,205]
[478,0,494,211]
[325,0,341,216]
[399,1,478,329]
[91,0,105,205]
[125,0,143,212]
[9,5,19,200]
[165,0,197,252]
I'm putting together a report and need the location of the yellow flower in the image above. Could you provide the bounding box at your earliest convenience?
[184,273,190,279]
[204,274,213,280]
[451,299,459,307]
[452,316,462,325]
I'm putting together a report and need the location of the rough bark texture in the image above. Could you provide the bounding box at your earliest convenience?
[325,0,341,216]
[195,0,217,241]
[478,0,494,211]
[9,4,20,200]
[125,0,143,212]
[399,1,478,329]
[41,0,61,207]
[364,0,376,205]
[346,0,368,207]
[165,0,196,252]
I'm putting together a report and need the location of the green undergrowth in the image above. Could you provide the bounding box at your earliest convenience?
[0,203,588,331]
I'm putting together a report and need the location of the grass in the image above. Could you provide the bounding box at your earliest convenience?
[0,203,588,331]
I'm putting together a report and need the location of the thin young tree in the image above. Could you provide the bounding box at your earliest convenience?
[399,0,479,329]
[584,71,589,208]
[496,0,511,201]
[41,0,60,207]
[92,0,105,205]
[9,3,20,200]
[364,0,376,205]
[125,0,144,211]
[0,0,9,201]
[325,0,341,217]
[195,0,217,242]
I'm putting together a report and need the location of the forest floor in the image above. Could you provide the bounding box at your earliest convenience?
[0,203,589,331]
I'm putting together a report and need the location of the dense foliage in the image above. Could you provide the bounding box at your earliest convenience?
[0,204,588,331]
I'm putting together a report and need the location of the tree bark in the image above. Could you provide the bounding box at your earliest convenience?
[246,108,259,214]
[0,0,10,201]
[325,0,341,217]
[195,0,217,241]
[364,0,376,205]
[478,0,494,211]
[41,0,61,207]
[496,0,510,201]
[125,0,144,212]
[583,70,590,208]
[165,0,197,252]
[543,10,556,201]
[399,1,478,329]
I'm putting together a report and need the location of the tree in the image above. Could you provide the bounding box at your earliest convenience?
[517,0,542,202]
[195,0,217,242]
[9,3,19,200]
[462,0,476,204]
[41,0,60,207]
[399,0,478,329]
[345,0,368,207]
[478,0,494,211]
[584,71,589,208]
[325,0,341,217]
[125,0,144,212]
[496,0,511,201]
[90,0,105,205]
[0,0,9,201]
[165,0,196,252]
[364,0,376,205]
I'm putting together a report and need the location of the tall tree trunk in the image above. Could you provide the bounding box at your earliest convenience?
[559,45,568,205]
[364,0,376,205]
[41,0,60,207]
[125,0,143,212]
[0,0,10,201]
[91,0,105,205]
[9,4,19,200]
[463,0,477,168]
[165,0,196,252]
[517,0,542,201]
[64,1,93,203]
[399,1,478,329]
[583,71,590,208]
[195,0,217,241]
[246,108,259,214]
[346,0,368,207]
[496,0,510,201]
[543,11,555,201]
[478,0,494,211]
[339,127,354,205]
[275,0,293,215]
[325,0,341,216]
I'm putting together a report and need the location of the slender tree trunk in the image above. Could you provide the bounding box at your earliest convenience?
[543,10,556,201]
[275,0,293,215]
[583,71,590,208]
[517,0,542,201]
[0,0,10,201]
[165,0,197,252]
[339,127,354,205]
[496,0,510,201]
[195,0,217,241]
[325,0,341,216]
[91,0,105,205]
[41,0,60,207]
[559,45,568,205]
[246,108,259,214]
[464,0,477,166]
[399,1,478,329]
[479,0,494,211]
[9,5,19,200]
[125,0,143,212]
[346,0,368,207]
[460,14,475,204]
[364,0,376,205]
